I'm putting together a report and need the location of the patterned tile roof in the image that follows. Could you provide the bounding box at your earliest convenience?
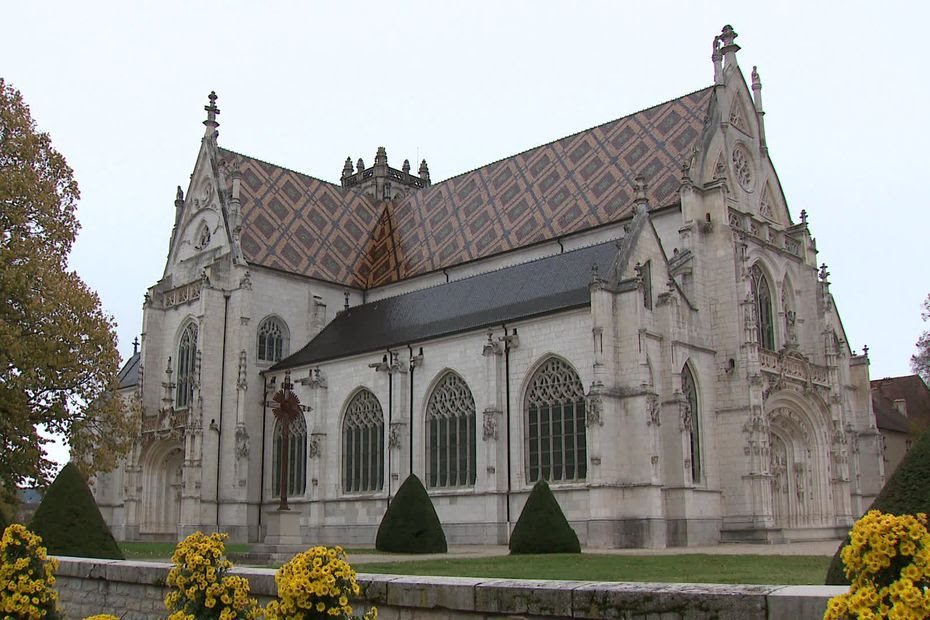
[221,86,714,288]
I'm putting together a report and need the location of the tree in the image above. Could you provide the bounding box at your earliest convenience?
[509,480,581,554]
[912,294,930,384]
[0,79,134,489]
[375,474,447,553]
[29,463,124,559]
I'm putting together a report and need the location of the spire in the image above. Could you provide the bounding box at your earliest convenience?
[375,146,388,167]
[719,25,740,70]
[342,157,354,179]
[203,91,220,137]
[418,159,430,183]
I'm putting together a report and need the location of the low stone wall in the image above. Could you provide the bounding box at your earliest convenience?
[55,556,845,619]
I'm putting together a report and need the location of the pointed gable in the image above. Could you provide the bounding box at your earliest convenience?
[222,148,381,288]
[220,86,713,289]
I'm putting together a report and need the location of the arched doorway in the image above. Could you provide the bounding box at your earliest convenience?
[140,441,184,536]
[766,394,833,528]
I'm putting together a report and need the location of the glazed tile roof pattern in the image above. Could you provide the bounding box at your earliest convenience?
[222,149,382,288]
[222,86,714,288]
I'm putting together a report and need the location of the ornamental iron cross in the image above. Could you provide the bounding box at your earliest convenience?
[270,371,308,510]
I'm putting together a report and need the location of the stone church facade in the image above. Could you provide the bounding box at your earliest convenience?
[95,26,884,548]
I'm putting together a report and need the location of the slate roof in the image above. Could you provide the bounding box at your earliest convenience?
[221,86,713,289]
[117,352,141,390]
[871,375,930,434]
[272,237,622,370]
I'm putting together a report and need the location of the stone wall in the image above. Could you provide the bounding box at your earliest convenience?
[55,556,845,619]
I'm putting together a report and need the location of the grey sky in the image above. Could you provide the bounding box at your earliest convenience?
[3,2,927,438]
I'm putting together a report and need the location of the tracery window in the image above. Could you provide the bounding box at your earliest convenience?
[257,317,288,363]
[525,358,587,483]
[272,413,307,498]
[750,264,775,350]
[682,364,702,483]
[426,372,476,488]
[343,389,384,493]
[175,322,198,409]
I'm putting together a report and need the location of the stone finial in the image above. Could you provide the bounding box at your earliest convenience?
[342,157,354,179]
[800,209,808,224]
[175,186,185,210]
[719,25,740,69]
[633,175,648,207]
[203,91,220,137]
[719,24,738,48]
[356,158,365,173]
[375,146,388,166]
[402,159,411,174]
[711,34,724,84]
[751,65,764,112]
[819,263,830,282]
[863,344,870,357]
[132,336,140,356]
[419,159,430,181]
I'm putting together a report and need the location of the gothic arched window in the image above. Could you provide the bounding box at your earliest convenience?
[426,372,476,488]
[750,264,775,350]
[343,389,384,493]
[257,317,288,363]
[525,358,587,483]
[272,413,307,498]
[175,322,198,409]
[682,364,702,483]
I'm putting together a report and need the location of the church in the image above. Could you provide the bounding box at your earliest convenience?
[95,25,885,548]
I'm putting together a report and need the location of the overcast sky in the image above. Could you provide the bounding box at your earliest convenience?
[3,2,928,463]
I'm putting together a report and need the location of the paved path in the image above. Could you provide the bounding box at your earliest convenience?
[346,539,842,564]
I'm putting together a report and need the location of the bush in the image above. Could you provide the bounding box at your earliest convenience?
[375,474,447,553]
[265,545,376,619]
[164,531,260,620]
[0,524,60,619]
[824,510,930,618]
[509,480,581,554]
[826,428,930,584]
[29,462,124,559]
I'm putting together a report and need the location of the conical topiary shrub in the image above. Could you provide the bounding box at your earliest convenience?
[376,474,447,553]
[30,463,124,559]
[509,479,580,554]
[826,428,930,584]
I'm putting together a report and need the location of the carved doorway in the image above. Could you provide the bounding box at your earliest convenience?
[140,442,184,536]
[767,403,831,528]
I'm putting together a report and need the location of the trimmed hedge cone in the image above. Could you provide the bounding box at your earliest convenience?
[376,474,447,553]
[509,480,581,554]
[30,463,124,560]
[826,428,930,584]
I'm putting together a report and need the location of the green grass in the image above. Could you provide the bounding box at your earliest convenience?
[119,542,250,560]
[353,553,831,585]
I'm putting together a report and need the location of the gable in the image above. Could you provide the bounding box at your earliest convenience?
[219,87,714,289]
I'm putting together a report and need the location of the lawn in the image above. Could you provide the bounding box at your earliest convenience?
[119,541,250,560]
[353,553,831,585]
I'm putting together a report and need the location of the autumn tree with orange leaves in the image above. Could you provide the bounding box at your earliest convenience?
[0,78,133,491]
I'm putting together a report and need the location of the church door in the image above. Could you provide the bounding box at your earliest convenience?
[140,444,184,536]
